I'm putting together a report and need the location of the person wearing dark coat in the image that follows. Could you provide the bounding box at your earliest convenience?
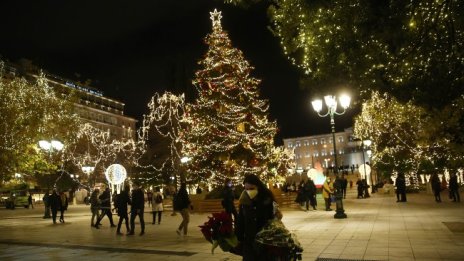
[363,179,370,198]
[28,193,34,209]
[356,178,364,199]
[304,178,317,210]
[431,173,442,203]
[395,173,407,202]
[49,189,61,224]
[42,191,51,219]
[115,185,131,235]
[235,174,275,261]
[449,172,460,202]
[222,179,238,221]
[128,182,145,235]
[59,192,68,223]
[95,187,116,228]
[294,181,306,208]
[341,175,348,199]
[175,182,191,237]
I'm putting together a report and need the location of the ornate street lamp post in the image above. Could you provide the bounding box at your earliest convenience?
[311,94,350,219]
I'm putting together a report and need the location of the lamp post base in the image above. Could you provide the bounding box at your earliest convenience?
[334,196,347,219]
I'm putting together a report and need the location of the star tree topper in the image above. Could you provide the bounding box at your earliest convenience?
[210,9,222,31]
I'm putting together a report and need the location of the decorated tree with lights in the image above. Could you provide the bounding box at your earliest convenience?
[0,61,79,184]
[354,91,433,189]
[137,92,186,186]
[181,10,277,185]
[228,0,464,109]
[64,123,143,187]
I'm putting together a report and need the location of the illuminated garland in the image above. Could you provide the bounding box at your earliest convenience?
[137,92,186,175]
[63,123,142,186]
[267,0,463,104]
[180,9,280,185]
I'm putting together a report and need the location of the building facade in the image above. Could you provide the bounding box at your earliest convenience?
[3,62,137,140]
[283,128,369,174]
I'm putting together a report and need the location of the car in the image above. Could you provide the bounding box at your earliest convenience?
[5,190,29,209]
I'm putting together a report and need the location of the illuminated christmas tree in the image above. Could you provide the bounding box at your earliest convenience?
[182,9,277,185]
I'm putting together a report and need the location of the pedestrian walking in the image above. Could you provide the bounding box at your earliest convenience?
[349,180,353,189]
[304,177,317,211]
[151,187,164,225]
[431,173,442,203]
[90,189,100,227]
[395,173,407,202]
[341,175,348,199]
[363,179,370,198]
[95,187,116,228]
[174,182,191,237]
[28,193,34,209]
[146,190,153,208]
[221,179,238,220]
[42,191,51,218]
[59,192,68,223]
[128,182,145,235]
[235,174,276,261]
[356,178,364,199]
[449,172,461,202]
[322,177,333,211]
[115,185,131,235]
[49,189,61,224]
[294,182,306,209]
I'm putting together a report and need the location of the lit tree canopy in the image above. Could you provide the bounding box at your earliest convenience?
[181,10,278,185]
[228,0,464,109]
[354,92,429,175]
[354,91,464,186]
[0,61,79,183]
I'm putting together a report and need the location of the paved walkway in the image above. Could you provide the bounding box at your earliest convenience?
[0,189,463,261]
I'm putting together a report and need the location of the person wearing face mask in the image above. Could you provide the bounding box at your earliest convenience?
[222,178,238,221]
[235,174,275,261]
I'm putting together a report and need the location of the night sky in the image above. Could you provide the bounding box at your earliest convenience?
[0,0,355,145]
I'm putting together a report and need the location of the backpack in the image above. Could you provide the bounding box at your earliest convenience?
[155,194,163,204]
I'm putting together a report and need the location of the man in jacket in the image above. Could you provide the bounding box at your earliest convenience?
[222,179,237,221]
[115,185,131,235]
[95,187,116,228]
[128,182,145,235]
[304,177,317,210]
[49,189,61,224]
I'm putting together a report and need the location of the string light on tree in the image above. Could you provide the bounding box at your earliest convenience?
[180,9,281,185]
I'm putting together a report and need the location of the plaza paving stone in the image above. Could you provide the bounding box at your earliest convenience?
[0,188,463,261]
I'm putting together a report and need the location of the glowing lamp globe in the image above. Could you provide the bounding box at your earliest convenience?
[105,164,127,193]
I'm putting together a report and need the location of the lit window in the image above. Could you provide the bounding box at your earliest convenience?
[321,138,326,145]
[313,151,319,157]
[296,141,301,147]
[288,142,293,148]
[338,136,344,143]
[312,139,318,145]
[321,150,327,156]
